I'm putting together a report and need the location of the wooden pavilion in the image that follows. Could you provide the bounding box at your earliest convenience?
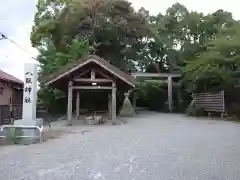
[43,55,136,125]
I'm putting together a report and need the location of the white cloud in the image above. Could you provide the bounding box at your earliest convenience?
[0,0,240,81]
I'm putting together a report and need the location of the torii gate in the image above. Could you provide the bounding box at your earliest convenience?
[131,72,181,112]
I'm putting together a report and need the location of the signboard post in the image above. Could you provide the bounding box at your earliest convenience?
[15,63,38,126]
[22,64,38,123]
[10,63,43,144]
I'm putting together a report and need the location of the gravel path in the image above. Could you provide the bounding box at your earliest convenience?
[1,112,240,180]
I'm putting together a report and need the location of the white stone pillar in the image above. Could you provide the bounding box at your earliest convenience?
[13,63,42,144]
[21,63,38,125]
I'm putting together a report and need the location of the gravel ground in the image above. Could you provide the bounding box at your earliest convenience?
[1,112,240,180]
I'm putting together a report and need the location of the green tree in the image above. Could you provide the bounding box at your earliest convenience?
[31,0,151,72]
[182,24,240,93]
[135,82,167,110]
[32,1,240,114]
[146,3,236,73]
[36,38,89,112]
[32,0,151,112]
[38,38,89,78]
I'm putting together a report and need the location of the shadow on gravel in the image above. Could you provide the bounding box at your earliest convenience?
[42,129,77,142]
[42,129,92,142]
[0,127,92,146]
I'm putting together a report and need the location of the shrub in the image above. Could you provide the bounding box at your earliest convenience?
[186,100,205,117]
[227,103,240,119]
[6,128,23,144]
[135,82,167,111]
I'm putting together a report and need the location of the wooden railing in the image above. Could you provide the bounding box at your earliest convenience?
[0,105,22,125]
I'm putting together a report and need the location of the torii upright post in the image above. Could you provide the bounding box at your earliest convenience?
[111,82,117,125]
[168,76,173,112]
[67,81,73,126]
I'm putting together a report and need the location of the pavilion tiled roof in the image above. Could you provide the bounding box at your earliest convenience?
[0,69,23,84]
[42,55,136,87]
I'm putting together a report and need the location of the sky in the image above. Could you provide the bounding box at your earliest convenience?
[0,0,240,80]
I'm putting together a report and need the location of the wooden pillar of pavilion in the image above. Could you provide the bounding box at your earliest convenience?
[67,81,73,125]
[76,91,80,120]
[108,93,112,120]
[111,82,117,125]
[132,89,136,113]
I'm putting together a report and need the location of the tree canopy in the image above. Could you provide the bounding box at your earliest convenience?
[182,24,240,93]
[31,0,151,73]
[31,0,240,114]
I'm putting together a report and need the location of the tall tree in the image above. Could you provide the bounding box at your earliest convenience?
[32,0,151,112]
[182,24,240,93]
[31,0,151,72]
[146,3,236,73]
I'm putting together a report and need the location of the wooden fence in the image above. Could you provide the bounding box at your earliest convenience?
[194,91,227,117]
[0,105,22,125]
